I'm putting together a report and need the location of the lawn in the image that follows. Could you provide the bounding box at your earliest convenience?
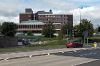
[0,39,67,54]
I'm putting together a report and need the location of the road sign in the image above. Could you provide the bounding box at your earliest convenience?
[83,30,88,38]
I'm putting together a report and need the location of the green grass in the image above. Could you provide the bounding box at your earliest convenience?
[0,39,67,54]
[88,37,100,39]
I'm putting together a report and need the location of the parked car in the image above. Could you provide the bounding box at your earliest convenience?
[18,39,30,46]
[65,42,83,48]
[22,39,30,45]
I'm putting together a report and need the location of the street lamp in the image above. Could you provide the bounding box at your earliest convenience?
[48,19,52,39]
[79,6,84,38]
[79,7,88,45]
[79,7,83,29]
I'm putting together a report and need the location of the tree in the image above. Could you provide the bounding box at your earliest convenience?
[58,24,72,39]
[94,27,98,33]
[42,22,55,38]
[0,23,1,32]
[27,31,33,36]
[1,22,17,37]
[97,26,100,32]
[74,19,94,37]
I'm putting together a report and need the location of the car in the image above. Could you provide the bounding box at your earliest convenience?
[65,42,83,48]
[22,39,31,45]
[18,39,30,46]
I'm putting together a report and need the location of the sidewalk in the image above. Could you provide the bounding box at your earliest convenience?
[0,48,89,61]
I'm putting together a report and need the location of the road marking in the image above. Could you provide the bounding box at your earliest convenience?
[59,51,64,53]
[4,58,9,61]
[29,55,33,58]
[74,59,98,66]
[48,53,50,55]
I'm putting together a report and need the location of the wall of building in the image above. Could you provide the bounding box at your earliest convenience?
[19,9,73,35]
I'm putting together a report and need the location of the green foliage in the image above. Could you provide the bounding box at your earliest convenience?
[1,22,17,37]
[27,31,33,36]
[42,22,55,38]
[0,24,1,32]
[74,19,94,37]
[58,24,72,39]
[58,31,64,39]
[98,26,100,32]
[94,27,99,33]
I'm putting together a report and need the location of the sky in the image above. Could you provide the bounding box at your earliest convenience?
[0,0,100,27]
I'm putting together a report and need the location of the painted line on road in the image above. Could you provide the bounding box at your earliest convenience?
[74,59,98,66]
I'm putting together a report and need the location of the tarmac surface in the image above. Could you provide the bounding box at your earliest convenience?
[0,48,99,66]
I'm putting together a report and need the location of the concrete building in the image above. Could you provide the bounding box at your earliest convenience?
[17,20,44,35]
[17,20,61,36]
[18,8,73,36]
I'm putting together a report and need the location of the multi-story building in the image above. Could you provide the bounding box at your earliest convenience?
[18,8,73,36]
[17,20,45,35]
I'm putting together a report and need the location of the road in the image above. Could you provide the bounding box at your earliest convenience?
[76,60,100,66]
[0,48,100,66]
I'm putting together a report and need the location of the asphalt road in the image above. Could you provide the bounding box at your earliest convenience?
[0,48,100,66]
[76,60,100,66]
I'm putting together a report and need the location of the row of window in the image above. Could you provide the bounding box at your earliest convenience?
[18,25,43,29]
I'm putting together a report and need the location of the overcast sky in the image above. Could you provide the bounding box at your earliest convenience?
[0,0,100,27]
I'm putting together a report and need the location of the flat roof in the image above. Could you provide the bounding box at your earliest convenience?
[18,20,45,25]
[38,14,73,15]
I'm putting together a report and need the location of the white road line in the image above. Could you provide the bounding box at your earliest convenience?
[74,59,98,66]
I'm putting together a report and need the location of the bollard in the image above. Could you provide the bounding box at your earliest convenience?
[93,42,97,48]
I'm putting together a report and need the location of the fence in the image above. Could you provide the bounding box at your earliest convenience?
[0,36,18,48]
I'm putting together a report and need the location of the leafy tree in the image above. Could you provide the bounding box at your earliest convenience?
[0,23,1,31]
[27,31,33,36]
[58,24,73,39]
[42,22,55,38]
[97,26,100,33]
[1,22,17,37]
[94,27,98,33]
[74,19,94,37]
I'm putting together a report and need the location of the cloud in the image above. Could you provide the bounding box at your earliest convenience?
[69,6,100,27]
[0,16,19,24]
[0,0,99,27]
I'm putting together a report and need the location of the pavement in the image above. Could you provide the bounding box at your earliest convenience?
[0,48,91,61]
[0,47,99,66]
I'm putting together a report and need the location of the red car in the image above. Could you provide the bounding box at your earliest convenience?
[65,42,83,48]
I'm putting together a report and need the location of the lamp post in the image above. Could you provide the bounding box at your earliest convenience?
[79,7,83,32]
[48,19,52,39]
[79,7,85,45]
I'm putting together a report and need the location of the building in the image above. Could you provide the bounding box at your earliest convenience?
[17,20,61,36]
[18,8,73,36]
[20,8,34,22]
[17,20,45,35]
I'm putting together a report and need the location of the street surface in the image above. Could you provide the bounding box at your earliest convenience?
[0,48,100,66]
[77,60,100,66]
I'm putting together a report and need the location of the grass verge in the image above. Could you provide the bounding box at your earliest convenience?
[0,39,67,54]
